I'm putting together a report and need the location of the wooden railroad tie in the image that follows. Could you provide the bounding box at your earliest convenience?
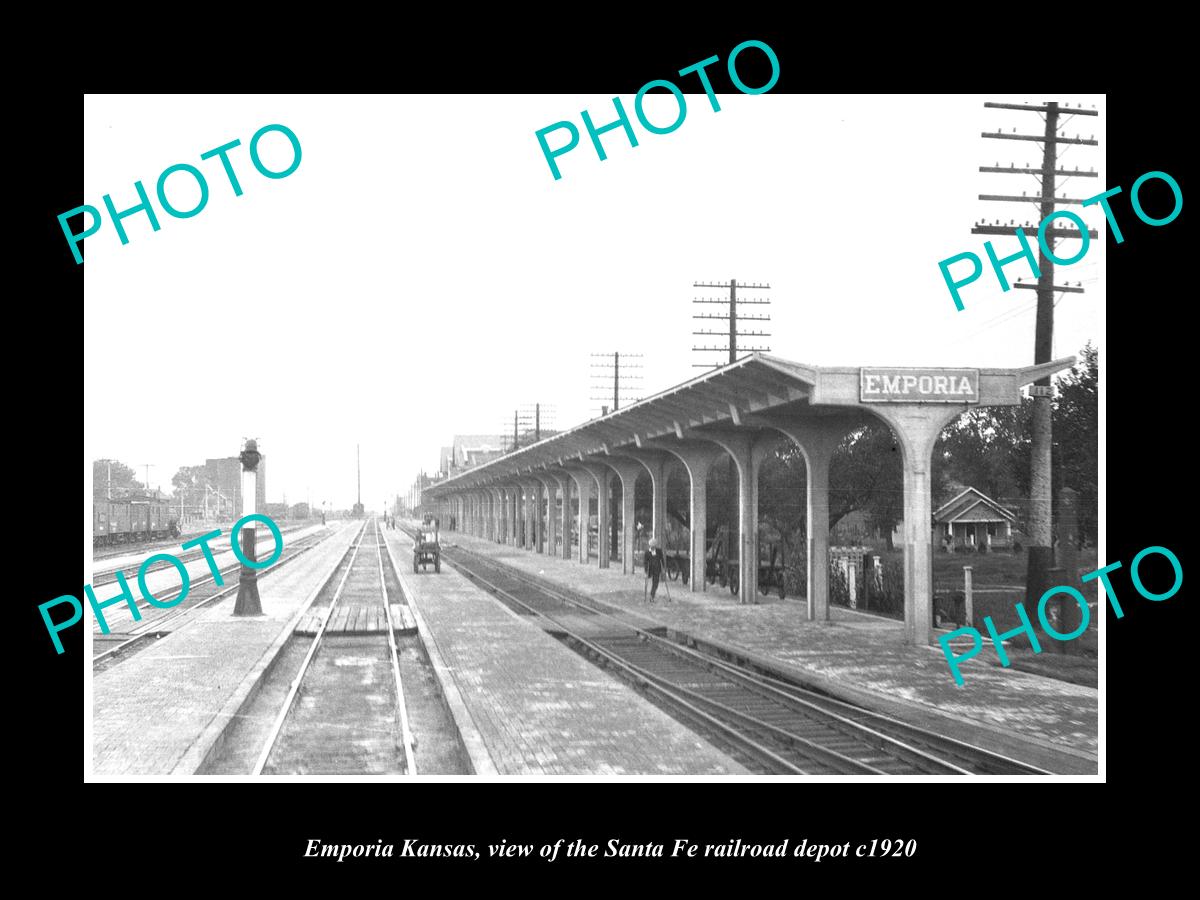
[294,604,417,637]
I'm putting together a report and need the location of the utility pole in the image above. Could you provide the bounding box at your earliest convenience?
[590,352,643,416]
[691,279,771,368]
[591,351,643,558]
[972,100,1098,608]
[352,443,365,517]
[692,278,772,565]
[503,403,555,453]
[140,463,155,496]
[521,403,553,442]
[107,460,112,500]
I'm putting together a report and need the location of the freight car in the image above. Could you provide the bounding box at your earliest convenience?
[93,496,179,546]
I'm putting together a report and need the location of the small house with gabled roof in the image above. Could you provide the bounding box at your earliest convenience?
[932,487,1017,550]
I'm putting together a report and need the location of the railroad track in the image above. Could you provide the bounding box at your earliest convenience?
[93,524,313,586]
[94,536,188,561]
[252,518,416,776]
[416,530,1048,776]
[92,522,320,560]
[92,525,339,670]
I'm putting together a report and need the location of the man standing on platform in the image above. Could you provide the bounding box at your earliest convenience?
[644,537,666,604]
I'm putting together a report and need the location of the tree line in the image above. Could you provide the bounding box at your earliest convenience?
[92,459,214,509]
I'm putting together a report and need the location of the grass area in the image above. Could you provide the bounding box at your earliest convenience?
[843,546,1101,656]
[931,547,1099,587]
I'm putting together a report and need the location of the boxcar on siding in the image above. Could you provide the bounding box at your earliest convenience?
[93,496,178,546]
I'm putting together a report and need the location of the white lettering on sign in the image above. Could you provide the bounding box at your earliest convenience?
[860,368,980,403]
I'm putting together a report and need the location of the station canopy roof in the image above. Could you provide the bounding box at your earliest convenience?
[425,351,1070,494]
[427,353,828,494]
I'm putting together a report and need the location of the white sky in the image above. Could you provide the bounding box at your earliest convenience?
[84,93,1104,510]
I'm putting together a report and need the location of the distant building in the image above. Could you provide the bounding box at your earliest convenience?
[410,471,435,513]
[205,454,267,517]
[290,502,310,519]
[450,434,508,472]
[932,487,1017,550]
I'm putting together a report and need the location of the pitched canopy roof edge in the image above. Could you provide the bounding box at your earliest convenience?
[424,353,1068,496]
[426,353,806,493]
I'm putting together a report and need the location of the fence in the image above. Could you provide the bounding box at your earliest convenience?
[828,551,906,619]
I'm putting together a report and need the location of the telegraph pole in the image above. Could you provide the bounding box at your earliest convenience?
[691,279,771,368]
[609,352,619,412]
[591,351,643,558]
[352,444,364,517]
[692,279,772,563]
[503,404,555,452]
[972,100,1098,605]
[590,352,643,416]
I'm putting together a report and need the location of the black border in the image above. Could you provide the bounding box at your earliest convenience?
[25,26,1190,883]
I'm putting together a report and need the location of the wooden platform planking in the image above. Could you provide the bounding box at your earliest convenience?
[390,604,417,635]
[294,603,417,636]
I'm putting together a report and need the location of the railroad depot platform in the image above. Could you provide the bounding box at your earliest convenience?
[91,523,361,776]
[437,530,1099,775]
[382,529,747,775]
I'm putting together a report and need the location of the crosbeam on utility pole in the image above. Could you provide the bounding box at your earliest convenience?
[504,403,557,452]
[972,99,1098,612]
[691,279,771,369]
[590,352,643,416]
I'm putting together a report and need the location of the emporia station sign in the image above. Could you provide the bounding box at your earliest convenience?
[860,368,980,404]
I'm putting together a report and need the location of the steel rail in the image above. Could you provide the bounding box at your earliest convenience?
[93,525,311,585]
[375,519,417,775]
[252,520,369,776]
[442,546,935,773]
[724,664,1052,776]
[424,542,853,774]
[439,538,1045,776]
